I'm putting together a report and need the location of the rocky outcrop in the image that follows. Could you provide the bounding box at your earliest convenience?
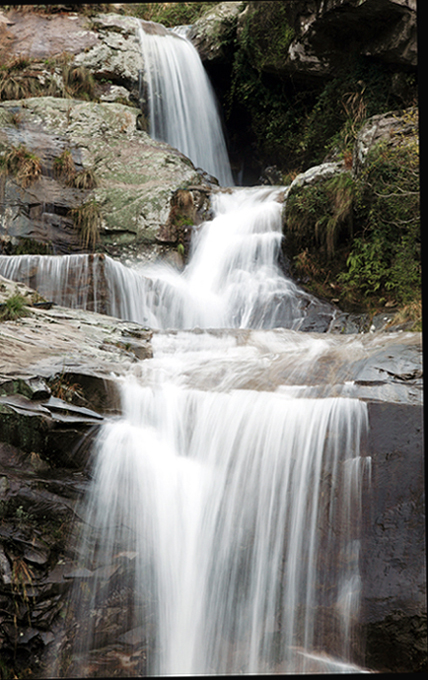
[188,1,244,63]
[0,8,144,107]
[190,0,417,76]
[352,105,419,176]
[0,97,209,259]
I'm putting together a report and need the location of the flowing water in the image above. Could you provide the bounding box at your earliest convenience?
[0,187,335,331]
[65,330,370,676]
[0,17,373,675]
[137,19,234,187]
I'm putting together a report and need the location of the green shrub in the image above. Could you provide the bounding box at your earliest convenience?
[286,173,354,260]
[339,130,420,306]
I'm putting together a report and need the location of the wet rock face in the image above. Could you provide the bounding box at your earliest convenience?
[0,295,154,678]
[362,401,426,672]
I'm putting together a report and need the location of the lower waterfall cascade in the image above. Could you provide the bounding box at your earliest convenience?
[0,15,383,677]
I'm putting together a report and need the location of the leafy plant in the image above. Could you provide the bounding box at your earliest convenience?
[286,173,354,260]
[70,199,102,250]
[339,132,420,306]
[0,144,42,187]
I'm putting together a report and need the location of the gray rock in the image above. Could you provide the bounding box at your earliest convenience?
[352,106,418,176]
[188,2,244,63]
[0,97,208,257]
[287,161,346,192]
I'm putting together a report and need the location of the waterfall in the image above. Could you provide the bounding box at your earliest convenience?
[0,15,373,676]
[137,19,234,187]
[64,332,370,677]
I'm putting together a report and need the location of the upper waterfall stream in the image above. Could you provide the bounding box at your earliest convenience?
[0,17,374,676]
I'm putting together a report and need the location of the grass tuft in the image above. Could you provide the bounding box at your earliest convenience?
[70,199,102,251]
[53,148,76,184]
[0,293,30,321]
[0,144,42,187]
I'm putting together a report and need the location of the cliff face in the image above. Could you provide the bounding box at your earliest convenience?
[189,0,417,178]
[0,7,212,263]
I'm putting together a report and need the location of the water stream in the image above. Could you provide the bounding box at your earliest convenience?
[0,18,373,675]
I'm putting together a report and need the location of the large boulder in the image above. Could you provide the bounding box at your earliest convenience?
[188,1,244,63]
[0,97,209,259]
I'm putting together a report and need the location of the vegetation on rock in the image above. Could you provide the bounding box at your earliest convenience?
[122,2,219,26]
[0,292,30,321]
[70,199,103,251]
[0,144,42,187]
[285,108,420,323]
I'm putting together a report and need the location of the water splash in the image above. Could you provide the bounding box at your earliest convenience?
[137,19,234,187]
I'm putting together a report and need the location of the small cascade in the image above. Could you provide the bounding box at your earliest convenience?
[137,19,234,187]
[0,187,334,330]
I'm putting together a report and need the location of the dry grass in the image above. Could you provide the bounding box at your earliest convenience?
[53,148,76,184]
[62,63,95,100]
[385,299,422,331]
[70,167,98,190]
[0,144,42,187]
[70,199,102,250]
[0,55,41,101]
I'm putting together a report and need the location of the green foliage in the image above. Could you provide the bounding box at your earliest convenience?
[286,173,354,260]
[238,1,294,73]
[70,199,103,251]
[0,144,42,187]
[339,133,420,305]
[123,2,217,26]
[0,293,30,321]
[226,1,415,173]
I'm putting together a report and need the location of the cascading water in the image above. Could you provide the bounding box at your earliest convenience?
[62,331,371,677]
[0,187,333,331]
[137,20,234,187]
[0,16,373,676]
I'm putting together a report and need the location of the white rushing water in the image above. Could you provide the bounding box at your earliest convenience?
[137,19,234,187]
[67,331,370,676]
[0,187,331,330]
